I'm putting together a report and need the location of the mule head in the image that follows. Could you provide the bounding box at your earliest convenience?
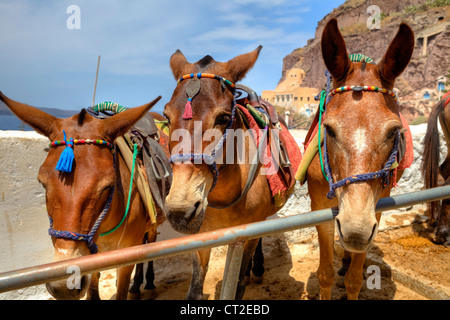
[320,19,414,252]
[0,92,160,299]
[164,46,262,234]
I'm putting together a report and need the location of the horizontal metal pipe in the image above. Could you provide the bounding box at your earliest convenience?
[0,207,337,293]
[375,185,450,212]
[1,185,450,294]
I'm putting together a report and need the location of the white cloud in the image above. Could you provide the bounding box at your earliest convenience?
[0,0,313,75]
[192,24,283,42]
[232,0,287,7]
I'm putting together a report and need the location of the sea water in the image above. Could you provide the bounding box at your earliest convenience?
[0,115,33,131]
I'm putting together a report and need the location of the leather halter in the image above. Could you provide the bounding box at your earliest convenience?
[168,75,268,208]
[321,83,400,199]
[169,73,236,191]
[47,139,116,254]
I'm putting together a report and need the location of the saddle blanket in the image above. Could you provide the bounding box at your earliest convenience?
[237,104,302,207]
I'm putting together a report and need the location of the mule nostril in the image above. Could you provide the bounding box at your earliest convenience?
[336,218,344,238]
[184,201,201,222]
[367,222,378,243]
[80,275,89,289]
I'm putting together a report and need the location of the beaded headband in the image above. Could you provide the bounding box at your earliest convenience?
[50,138,114,149]
[329,85,398,103]
[177,73,235,89]
[177,73,235,120]
[50,130,114,173]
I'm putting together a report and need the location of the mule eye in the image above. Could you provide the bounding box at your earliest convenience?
[163,113,171,126]
[386,128,399,140]
[325,126,336,138]
[100,184,114,197]
[37,178,47,190]
[215,113,231,127]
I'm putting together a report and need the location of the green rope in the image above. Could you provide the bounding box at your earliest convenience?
[317,90,329,182]
[348,53,374,64]
[100,143,138,236]
[246,104,267,128]
[92,101,127,114]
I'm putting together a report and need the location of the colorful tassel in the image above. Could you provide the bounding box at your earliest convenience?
[55,130,75,172]
[182,98,193,120]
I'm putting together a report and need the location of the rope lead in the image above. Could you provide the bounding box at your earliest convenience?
[100,143,138,236]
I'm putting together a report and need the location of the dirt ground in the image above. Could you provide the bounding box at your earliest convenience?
[95,209,449,300]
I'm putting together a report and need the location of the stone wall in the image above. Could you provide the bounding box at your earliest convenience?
[0,131,53,299]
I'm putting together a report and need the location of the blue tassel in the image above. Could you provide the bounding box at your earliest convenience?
[55,130,75,172]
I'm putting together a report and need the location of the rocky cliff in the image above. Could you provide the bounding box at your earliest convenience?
[281,0,450,121]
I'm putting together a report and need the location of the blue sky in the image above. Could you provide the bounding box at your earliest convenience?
[0,0,344,114]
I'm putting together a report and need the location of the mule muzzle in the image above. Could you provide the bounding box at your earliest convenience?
[336,217,378,253]
[165,199,205,234]
[46,274,91,300]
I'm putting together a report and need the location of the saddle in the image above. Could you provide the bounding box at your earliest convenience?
[235,84,302,207]
[88,103,172,224]
[124,113,172,215]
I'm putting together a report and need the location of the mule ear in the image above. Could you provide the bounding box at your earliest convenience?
[170,50,191,80]
[377,23,415,83]
[102,96,162,141]
[321,19,351,82]
[226,45,262,83]
[0,91,58,137]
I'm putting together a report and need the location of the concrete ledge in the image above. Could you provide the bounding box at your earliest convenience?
[0,131,53,299]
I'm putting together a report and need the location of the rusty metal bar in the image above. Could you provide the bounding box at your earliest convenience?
[1,185,450,294]
[0,206,337,294]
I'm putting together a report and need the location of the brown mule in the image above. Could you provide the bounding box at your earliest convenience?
[163,47,299,299]
[0,92,165,300]
[305,19,414,299]
[421,91,450,247]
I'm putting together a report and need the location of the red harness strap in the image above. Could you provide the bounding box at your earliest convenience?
[443,91,450,107]
[237,105,302,206]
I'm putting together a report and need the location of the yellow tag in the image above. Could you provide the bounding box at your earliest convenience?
[390,161,399,170]
[155,121,170,136]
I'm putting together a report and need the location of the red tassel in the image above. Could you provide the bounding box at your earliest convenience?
[392,168,398,188]
[183,99,193,120]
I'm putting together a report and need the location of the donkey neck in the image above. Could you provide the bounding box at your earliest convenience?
[97,152,131,238]
[207,109,258,206]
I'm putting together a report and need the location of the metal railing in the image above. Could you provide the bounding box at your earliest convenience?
[1,185,450,299]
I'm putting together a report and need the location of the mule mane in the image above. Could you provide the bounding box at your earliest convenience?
[360,60,367,72]
[77,108,88,126]
[196,55,215,70]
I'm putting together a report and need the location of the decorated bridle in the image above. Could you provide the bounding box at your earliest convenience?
[319,54,401,199]
[46,103,136,254]
[168,73,237,191]
[47,130,116,254]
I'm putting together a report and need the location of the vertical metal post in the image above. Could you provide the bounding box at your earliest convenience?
[92,55,101,108]
[220,241,245,300]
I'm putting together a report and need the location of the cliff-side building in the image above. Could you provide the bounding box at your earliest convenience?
[261,67,320,116]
